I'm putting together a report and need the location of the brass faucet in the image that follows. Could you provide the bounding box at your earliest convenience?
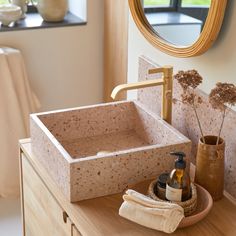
[111,66,173,124]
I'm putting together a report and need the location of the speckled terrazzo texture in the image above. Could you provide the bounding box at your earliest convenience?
[31,118,71,200]
[30,100,191,202]
[138,56,236,199]
[70,142,191,201]
[61,130,149,159]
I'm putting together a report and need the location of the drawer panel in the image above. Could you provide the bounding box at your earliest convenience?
[21,154,72,236]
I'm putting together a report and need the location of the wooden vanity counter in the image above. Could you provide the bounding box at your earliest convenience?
[20,139,236,236]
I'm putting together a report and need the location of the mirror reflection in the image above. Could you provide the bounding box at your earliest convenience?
[142,0,211,46]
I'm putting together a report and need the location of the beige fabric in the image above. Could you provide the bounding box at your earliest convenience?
[0,47,40,197]
[119,189,184,234]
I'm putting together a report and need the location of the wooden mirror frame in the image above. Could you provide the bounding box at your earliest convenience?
[128,0,227,57]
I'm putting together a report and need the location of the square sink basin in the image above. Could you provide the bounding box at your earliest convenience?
[30,101,191,202]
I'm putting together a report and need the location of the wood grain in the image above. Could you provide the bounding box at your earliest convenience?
[21,153,72,236]
[128,0,227,57]
[104,0,129,102]
[20,139,236,236]
[195,135,225,201]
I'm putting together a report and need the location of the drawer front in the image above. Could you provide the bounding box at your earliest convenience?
[21,154,72,236]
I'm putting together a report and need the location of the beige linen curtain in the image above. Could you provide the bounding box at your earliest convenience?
[104,0,128,102]
[0,47,40,197]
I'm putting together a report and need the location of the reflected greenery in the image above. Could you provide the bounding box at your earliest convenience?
[144,0,211,6]
[0,0,8,4]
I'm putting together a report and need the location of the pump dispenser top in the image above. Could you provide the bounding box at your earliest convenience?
[170,151,186,169]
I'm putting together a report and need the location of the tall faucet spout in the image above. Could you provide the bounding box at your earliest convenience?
[111,78,164,100]
[110,66,173,124]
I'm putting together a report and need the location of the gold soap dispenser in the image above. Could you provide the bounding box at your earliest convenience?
[166,152,191,202]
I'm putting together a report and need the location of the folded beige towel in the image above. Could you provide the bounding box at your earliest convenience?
[119,189,184,234]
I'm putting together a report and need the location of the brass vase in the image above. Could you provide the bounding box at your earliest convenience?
[195,135,225,201]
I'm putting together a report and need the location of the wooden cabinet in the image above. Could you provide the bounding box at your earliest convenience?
[20,139,236,236]
[20,153,81,236]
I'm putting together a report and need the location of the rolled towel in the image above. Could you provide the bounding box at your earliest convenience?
[119,189,184,234]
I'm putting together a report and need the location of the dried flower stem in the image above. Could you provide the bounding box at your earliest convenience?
[192,103,206,144]
[217,108,226,145]
[173,97,206,143]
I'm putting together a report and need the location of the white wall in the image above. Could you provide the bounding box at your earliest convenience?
[69,0,87,20]
[0,0,104,111]
[128,1,236,110]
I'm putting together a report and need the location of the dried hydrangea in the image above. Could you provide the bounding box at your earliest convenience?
[174,71,236,145]
[174,69,205,142]
[180,92,203,106]
[174,70,203,90]
[209,82,236,144]
[174,69,203,106]
[209,82,236,111]
[181,92,195,105]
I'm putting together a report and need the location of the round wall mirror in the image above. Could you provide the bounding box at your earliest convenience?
[129,0,227,57]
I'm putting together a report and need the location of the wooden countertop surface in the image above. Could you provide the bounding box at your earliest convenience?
[20,139,236,236]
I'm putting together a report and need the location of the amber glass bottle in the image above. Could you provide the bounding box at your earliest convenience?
[166,152,191,202]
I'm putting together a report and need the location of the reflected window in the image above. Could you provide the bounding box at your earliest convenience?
[143,0,210,24]
[142,0,211,46]
[144,0,172,7]
[181,0,211,7]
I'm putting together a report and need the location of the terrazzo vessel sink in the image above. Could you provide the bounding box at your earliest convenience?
[30,101,191,202]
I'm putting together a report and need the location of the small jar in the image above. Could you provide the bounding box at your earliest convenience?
[156,173,169,200]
